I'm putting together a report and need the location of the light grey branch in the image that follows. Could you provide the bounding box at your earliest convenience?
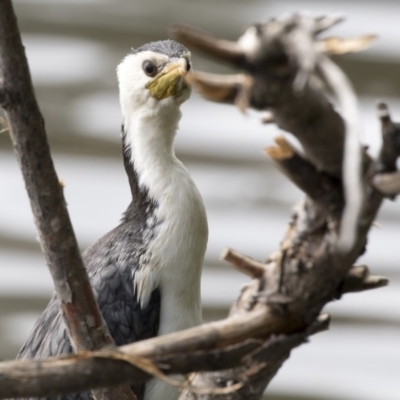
[318,55,363,252]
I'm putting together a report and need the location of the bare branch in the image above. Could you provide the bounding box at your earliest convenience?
[0,12,394,400]
[0,308,289,399]
[185,71,252,111]
[169,15,387,399]
[221,248,267,279]
[172,16,348,178]
[0,1,135,398]
[317,55,363,252]
[318,34,377,55]
[265,136,343,211]
[313,15,344,34]
[170,24,244,65]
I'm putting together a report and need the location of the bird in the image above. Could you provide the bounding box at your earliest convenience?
[16,39,208,400]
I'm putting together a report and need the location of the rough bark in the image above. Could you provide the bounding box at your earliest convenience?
[170,15,395,400]
[0,1,135,398]
[0,11,397,400]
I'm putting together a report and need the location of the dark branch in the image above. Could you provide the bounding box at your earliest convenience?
[265,136,343,213]
[376,102,400,173]
[171,15,388,400]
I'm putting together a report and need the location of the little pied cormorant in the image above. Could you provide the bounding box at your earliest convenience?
[16,40,208,400]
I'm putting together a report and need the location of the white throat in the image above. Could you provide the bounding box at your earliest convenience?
[123,105,181,194]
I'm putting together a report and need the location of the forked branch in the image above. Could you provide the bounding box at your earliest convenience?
[0,11,396,400]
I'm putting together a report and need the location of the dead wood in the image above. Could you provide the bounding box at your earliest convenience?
[171,15,396,400]
[0,11,398,400]
[0,1,135,398]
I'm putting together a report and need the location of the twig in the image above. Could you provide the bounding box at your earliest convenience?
[318,34,376,55]
[0,1,135,399]
[221,248,267,279]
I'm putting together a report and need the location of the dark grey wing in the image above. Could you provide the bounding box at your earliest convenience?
[17,293,70,360]
[16,225,161,400]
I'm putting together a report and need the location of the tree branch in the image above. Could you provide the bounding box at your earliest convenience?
[0,1,135,398]
[265,136,343,213]
[0,12,397,400]
[0,305,330,399]
[171,15,391,399]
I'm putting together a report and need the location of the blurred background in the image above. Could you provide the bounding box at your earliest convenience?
[0,1,399,399]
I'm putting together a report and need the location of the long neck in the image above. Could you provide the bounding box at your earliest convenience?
[121,107,182,220]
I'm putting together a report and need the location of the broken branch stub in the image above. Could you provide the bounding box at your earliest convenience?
[376,102,400,173]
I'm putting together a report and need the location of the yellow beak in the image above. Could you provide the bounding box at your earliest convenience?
[146,59,187,100]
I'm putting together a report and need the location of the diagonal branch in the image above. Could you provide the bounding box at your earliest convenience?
[0,304,330,399]
[0,1,135,398]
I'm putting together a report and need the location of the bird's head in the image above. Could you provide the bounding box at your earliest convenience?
[117,40,191,118]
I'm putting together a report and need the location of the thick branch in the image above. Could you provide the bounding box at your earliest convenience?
[171,17,349,178]
[265,136,343,213]
[0,307,330,399]
[0,1,134,398]
[178,314,330,400]
[0,12,394,400]
[0,308,290,399]
[171,16,388,400]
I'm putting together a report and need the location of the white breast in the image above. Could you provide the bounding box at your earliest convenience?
[123,106,208,400]
[144,162,207,400]
[152,160,208,334]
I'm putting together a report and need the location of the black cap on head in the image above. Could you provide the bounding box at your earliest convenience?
[131,40,189,58]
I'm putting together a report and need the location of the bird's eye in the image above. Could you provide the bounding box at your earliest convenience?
[142,60,157,77]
